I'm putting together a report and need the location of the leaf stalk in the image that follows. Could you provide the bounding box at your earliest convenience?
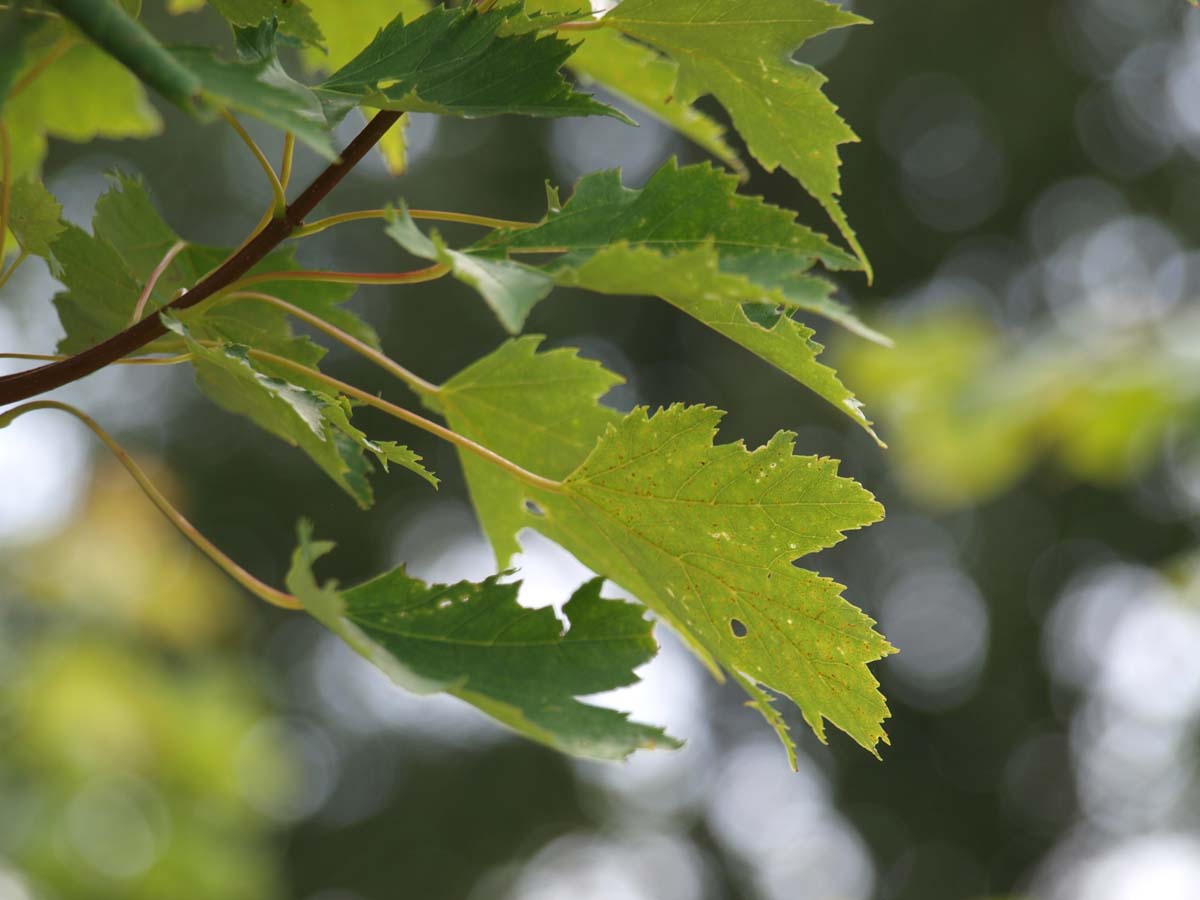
[0,400,301,610]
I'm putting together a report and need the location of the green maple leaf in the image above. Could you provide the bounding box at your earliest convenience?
[604,0,870,272]
[169,320,437,506]
[437,161,882,438]
[287,522,676,760]
[529,0,743,172]
[294,0,432,174]
[428,335,623,564]
[560,243,881,443]
[170,19,337,158]
[483,161,867,325]
[432,342,892,757]
[3,33,161,179]
[42,175,426,505]
[168,0,325,47]
[0,8,42,114]
[385,207,554,333]
[315,4,625,122]
[51,174,376,358]
[298,0,431,71]
[7,177,65,258]
[298,0,742,170]
[44,3,334,157]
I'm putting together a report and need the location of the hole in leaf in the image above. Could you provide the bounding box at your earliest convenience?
[730,618,748,638]
[524,500,545,516]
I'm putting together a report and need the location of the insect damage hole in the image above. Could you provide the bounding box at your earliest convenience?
[730,618,748,638]
[524,500,545,516]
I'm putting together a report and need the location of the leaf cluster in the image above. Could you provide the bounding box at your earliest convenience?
[1,0,896,763]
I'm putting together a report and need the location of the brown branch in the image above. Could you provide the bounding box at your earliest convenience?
[0,110,402,406]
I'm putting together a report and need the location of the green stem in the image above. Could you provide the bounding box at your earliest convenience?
[0,400,301,610]
[503,246,569,255]
[0,351,190,366]
[224,290,439,397]
[129,240,187,325]
[0,110,405,405]
[0,123,9,266]
[222,110,288,217]
[48,0,201,109]
[232,263,450,289]
[280,132,295,191]
[291,208,534,239]
[247,349,563,493]
[555,18,605,31]
[0,249,28,290]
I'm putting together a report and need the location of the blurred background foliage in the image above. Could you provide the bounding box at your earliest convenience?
[3,0,1200,898]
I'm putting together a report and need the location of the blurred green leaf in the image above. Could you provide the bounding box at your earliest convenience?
[839,307,1196,506]
[50,0,203,109]
[170,0,325,47]
[0,7,42,112]
[3,36,162,178]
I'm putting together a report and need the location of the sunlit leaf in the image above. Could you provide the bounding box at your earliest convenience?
[3,36,162,179]
[430,335,623,564]
[530,0,742,171]
[434,342,892,757]
[604,0,870,270]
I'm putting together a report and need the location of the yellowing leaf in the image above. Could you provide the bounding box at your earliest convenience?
[4,38,161,178]
[300,0,432,71]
